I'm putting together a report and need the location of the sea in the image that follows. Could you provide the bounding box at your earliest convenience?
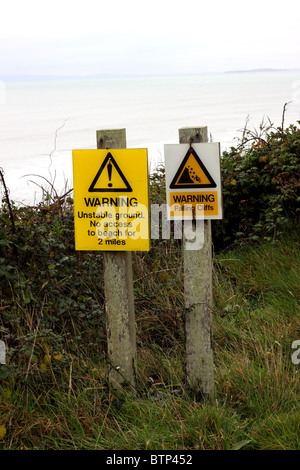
[1,70,300,205]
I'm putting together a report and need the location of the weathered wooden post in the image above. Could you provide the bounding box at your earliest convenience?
[179,127,214,403]
[96,129,137,395]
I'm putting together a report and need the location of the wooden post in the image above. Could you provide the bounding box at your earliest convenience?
[179,126,214,403]
[97,129,137,395]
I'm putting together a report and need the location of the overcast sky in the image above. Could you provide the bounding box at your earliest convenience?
[1,0,299,78]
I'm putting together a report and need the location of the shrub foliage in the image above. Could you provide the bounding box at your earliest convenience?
[0,118,299,449]
[214,119,300,249]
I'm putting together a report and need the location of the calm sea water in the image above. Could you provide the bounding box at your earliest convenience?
[1,71,300,205]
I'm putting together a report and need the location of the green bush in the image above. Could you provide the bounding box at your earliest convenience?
[0,194,107,374]
[0,126,299,450]
[214,120,300,250]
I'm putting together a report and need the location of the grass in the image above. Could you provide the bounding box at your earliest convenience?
[1,119,299,451]
[0,214,299,450]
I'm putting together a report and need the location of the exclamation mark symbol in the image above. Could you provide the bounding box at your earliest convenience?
[107,159,113,187]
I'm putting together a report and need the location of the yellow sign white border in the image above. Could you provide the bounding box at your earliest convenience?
[164,143,223,220]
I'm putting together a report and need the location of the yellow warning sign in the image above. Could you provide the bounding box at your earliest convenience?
[72,149,149,251]
[170,147,216,189]
[164,143,223,220]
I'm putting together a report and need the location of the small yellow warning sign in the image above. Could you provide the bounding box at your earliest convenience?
[72,149,149,251]
[164,143,223,220]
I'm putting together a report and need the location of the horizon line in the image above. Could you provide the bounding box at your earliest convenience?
[1,68,299,83]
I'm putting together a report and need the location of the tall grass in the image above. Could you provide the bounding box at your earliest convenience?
[0,212,299,449]
[1,119,299,450]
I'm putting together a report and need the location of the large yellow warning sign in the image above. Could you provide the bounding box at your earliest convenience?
[72,149,149,251]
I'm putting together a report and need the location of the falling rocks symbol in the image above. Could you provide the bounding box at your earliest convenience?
[178,166,194,184]
[170,147,216,189]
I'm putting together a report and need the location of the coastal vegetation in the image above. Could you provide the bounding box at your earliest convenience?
[0,118,299,450]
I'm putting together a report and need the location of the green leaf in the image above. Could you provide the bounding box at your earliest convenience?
[232,439,253,450]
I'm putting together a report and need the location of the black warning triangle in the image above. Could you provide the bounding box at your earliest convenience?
[170,147,217,189]
[88,152,132,192]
